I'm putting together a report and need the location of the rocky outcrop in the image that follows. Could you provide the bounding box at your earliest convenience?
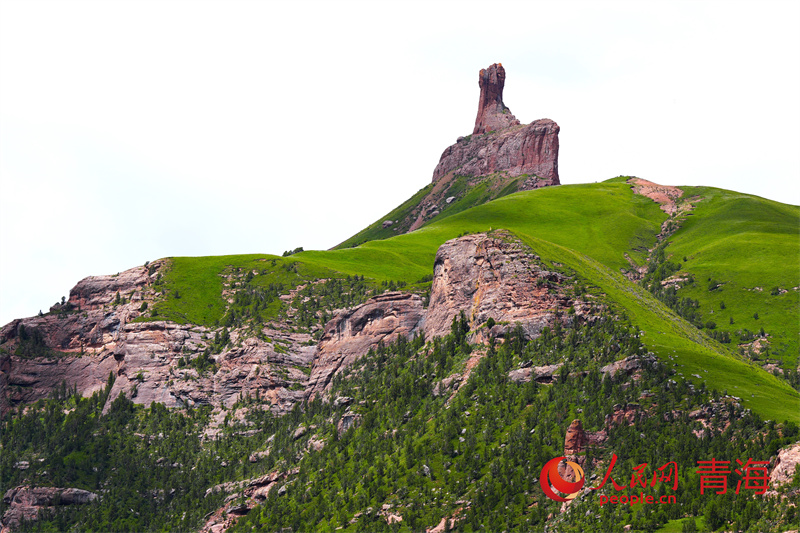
[473,63,520,135]
[0,263,160,415]
[558,419,587,483]
[201,469,298,533]
[769,441,800,487]
[557,419,607,486]
[425,231,586,341]
[600,354,657,378]
[305,292,424,399]
[432,63,559,186]
[2,486,97,532]
[3,232,593,419]
[508,363,563,384]
[432,120,560,186]
[337,410,363,435]
[606,403,642,426]
[0,262,316,419]
[1,264,156,353]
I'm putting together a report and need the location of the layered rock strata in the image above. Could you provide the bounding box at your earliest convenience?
[0,263,315,418]
[473,63,520,135]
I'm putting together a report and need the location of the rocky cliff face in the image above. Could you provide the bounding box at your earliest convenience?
[0,262,314,419]
[425,231,589,341]
[2,486,97,533]
[1,232,585,417]
[431,63,559,186]
[305,292,424,399]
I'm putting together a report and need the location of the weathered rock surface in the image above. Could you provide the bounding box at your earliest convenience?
[200,469,298,533]
[600,354,657,378]
[769,441,800,487]
[2,486,97,532]
[337,410,363,435]
[473,63,520,135]
[558,419,587,483]
[0,262,316,420]
[425,232,584,341]
[557,419,607,490]
[606,403,642,426]
[564,418,587,456]
[3,232,594,423]
[305,292,424,398]
[432,120,560,186]
[431,63,559,186]
[0,263,160,415]
[508,363,563,384]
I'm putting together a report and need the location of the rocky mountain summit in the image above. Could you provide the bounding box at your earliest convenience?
[334,63,561,249]
[431,63,559,186]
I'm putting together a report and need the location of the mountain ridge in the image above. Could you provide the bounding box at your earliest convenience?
[1,63,798,533]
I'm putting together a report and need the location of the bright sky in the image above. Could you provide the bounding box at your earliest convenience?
[1,0,799,326]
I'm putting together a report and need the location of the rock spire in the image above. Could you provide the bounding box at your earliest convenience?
[431,63,560,187]
[473,63,520,135]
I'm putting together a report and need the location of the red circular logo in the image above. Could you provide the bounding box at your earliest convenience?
[540,456,585,502]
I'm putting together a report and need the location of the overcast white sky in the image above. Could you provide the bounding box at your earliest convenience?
[1,0,799,326]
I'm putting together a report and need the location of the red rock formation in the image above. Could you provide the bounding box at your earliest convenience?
[305,292,424,399]
[2,486,97,532]
[0,262,316,419]
[558,419,587,483]
[424,231,583,341]
[432,64,559,186]
[557,419,607,487]
[564,419,587,456]
[473,63,520,135]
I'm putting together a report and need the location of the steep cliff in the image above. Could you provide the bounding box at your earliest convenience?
[1,231,586,415]
[424,231,588,341]
[304,292,424,399]
[472,63,520,135]
[0,261,315,417]
[431,63,559,186]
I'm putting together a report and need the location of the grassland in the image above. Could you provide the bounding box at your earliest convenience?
[664,187,800,367]
[149,180,799,421]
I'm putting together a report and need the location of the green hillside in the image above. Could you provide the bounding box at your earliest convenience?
[5,178,799,533]
[664,187,800,367]
[151,180,799,422]
[333,171,533,250]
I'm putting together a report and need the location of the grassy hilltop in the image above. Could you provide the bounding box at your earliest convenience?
[150,178,799,422]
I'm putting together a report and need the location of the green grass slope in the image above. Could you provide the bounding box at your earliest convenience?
[665,187,800,368]
[522,236,798,422]
[150,181,799,421]
[305,181,666,278]
[334,172,530,249]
